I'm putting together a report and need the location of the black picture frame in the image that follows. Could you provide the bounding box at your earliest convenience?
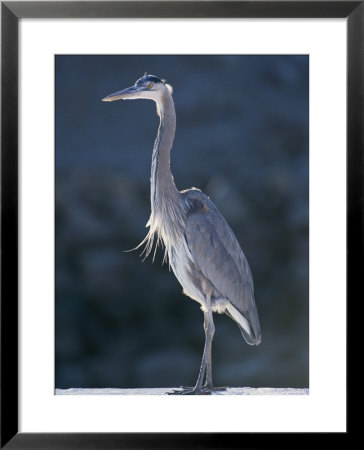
[1,1,357,447]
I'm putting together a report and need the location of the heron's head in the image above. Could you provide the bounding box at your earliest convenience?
[102,74,173,103]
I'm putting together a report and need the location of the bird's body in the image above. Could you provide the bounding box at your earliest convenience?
[103,74,261,394]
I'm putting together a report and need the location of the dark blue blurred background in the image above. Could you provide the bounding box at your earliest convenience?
[55,55,309,389]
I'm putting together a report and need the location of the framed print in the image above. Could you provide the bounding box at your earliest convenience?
[1,0,358,447]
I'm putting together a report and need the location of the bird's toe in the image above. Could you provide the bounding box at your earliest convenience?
[167,386,213,395]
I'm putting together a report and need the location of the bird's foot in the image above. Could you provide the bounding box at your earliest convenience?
[167,386,211,395]
[201,384,227,394]
[208,386,227,392]
[167,385,226,395]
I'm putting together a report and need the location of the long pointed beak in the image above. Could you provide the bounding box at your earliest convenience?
[102,85,138,102]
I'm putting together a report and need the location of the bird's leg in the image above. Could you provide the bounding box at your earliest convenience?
[202,309,214,391]
[200,301,226,393]
[199,308,226,394]
[189,299,215,394]
[190,308,214,392]
[168,294,215,395]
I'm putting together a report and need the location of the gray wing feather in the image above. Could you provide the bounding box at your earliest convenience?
[183,189,260,336]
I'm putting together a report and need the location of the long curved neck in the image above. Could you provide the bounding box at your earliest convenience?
[151,91,179,214]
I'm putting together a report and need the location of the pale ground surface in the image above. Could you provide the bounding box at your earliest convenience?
[56,387,309,395]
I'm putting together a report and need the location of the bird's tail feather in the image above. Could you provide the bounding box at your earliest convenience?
[226,304,261,345]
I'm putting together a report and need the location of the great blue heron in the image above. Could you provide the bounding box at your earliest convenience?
[102,74,261,394]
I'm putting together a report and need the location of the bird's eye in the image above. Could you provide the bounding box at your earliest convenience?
[147,83,153,89]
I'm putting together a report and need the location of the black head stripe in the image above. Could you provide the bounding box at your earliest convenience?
[136,74,164,85]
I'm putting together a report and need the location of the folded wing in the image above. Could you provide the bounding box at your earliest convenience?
[183,189,261,345]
